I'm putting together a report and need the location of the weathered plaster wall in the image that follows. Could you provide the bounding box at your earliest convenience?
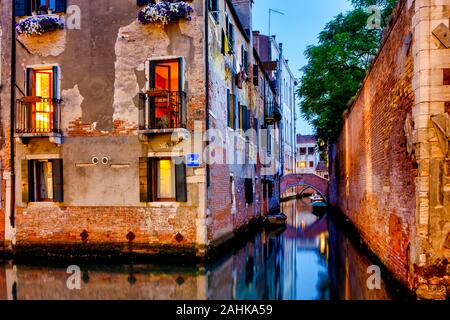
[12,0,207,253]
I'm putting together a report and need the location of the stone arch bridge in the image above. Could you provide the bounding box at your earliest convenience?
[281,174,329,202]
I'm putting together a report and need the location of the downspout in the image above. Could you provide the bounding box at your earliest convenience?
[10,0,16,228]
[204,2,210,200]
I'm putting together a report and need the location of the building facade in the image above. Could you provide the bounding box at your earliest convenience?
[296,134,319,175]
[0,0,284,258]
[253,32,297,176]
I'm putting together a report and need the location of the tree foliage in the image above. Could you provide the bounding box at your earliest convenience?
[297,0,398,142]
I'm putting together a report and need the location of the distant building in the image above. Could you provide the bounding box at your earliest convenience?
[253,32,297,176]
[296,135,319,175]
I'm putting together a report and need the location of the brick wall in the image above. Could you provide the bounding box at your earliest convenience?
[15,205,198,254]
[330,0,417,288]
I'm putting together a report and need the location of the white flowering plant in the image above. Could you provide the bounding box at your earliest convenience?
[138,1,194,25]
[16,15,64,37]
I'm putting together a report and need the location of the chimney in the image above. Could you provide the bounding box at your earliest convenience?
[231,0,253,36]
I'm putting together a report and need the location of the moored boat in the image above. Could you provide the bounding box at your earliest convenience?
[264,213,288,227]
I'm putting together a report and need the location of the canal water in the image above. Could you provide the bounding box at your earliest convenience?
[0,198,402,300]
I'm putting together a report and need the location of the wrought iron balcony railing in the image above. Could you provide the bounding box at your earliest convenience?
[15,97,62,135]
[139,90,187,131]
[265,100,282,125]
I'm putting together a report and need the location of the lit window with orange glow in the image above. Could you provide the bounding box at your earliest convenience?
[157,159,176,201]
[30,67,54,132]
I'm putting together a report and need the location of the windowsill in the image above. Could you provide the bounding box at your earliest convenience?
[15,132,61,138]
[138,128,176,135]
[145,202,183,208]
[27,202,59,207]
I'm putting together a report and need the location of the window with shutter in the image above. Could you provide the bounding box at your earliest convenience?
[232,94,237,130]
[209,0,219,23]
[25,66,57,133]
[16,0,67,16]
[253,64,259,86]
[141,157,187,203]
[22,159,63,203]
[15,0,28,16]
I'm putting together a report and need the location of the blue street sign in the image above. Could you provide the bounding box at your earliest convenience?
[186,154,201,168]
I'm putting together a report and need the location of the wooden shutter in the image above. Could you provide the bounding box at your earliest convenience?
[253,64,259,86]
[21,160,34,203]
[139,157,152,202]
[238,103,243,130]
[52,159,64,202]
[15,0,28,16]
[245,179,253,204]
[227,89,231,127]
[26,68,33,96]
[55,0,67,13]
[175,158,187,202]
[229,24,235,53]
[221,29,226,55]
[138,92,147,130]
[233,94,238,130]
[149,60,156,89]
[52,66,59,99]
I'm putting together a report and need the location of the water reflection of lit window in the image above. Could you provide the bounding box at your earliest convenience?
[319,232,327,255]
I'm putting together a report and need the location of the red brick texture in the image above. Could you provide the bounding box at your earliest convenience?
[330,2,417,289]
[15,205,197,251]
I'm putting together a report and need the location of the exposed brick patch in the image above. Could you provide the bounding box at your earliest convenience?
[443,69,450,85]
[68,118,138,137]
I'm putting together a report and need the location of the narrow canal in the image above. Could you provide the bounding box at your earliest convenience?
[0,197,405,300]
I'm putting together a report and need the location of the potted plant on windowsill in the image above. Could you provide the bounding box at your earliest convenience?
[138,1,193,25]
[16,14,64,37]
[156,116,170,129]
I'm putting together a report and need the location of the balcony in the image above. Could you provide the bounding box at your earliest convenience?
[265,100,282,125]
[139,90,187,135]
[15,97,62,144]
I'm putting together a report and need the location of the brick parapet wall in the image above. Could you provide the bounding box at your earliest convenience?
[15,205,198,253]
[331,0,418,292]
[331,0,450,299]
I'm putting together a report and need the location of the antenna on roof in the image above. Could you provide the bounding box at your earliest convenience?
[269,8,284,38]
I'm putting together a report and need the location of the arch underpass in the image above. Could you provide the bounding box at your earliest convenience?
[281,174,329,202]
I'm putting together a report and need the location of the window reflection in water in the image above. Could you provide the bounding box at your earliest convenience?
[0,197,397,300]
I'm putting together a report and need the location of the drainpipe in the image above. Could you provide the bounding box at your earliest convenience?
[204,0,210,206]
[10,0,16,228]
